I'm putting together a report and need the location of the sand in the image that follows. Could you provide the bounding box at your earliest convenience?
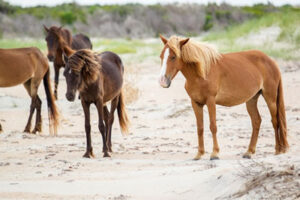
[0,57,299,200]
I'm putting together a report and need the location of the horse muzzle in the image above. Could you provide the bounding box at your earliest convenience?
[66,92,75,102]
[47,54,54,62]
[159,75,171,88]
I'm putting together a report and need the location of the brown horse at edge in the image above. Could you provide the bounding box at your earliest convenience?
[0,47,59,135]
[50,28,129,158]
[159,35,288,160]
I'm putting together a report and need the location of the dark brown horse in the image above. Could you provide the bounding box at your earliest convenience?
[52,30,129,158]
[159,35,288,160]
[43,25,93,99]
[0,47,59,135]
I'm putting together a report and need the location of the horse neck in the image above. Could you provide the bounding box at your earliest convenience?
[60,41,75,57]
[62,29,72,46]
[180,63,204,83]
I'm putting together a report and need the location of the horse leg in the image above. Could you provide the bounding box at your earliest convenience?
[23,80,35,133]
[28,79,42,134]
[54,64,60,100]
[107,97,119,153]
[243,93,261,159]
[24,98,35,133]
[191,100,205,160]
[81,100,94,158]
[95,99,110,157]
[262,90,280,154]
[103,105,109,152]
[207,97,219,160]
[32,95,42,133]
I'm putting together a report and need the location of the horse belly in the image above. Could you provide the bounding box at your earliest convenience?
[215,91,257,106]
[0,54,35,87]
[0,67,34,87]
[215,73,263,107]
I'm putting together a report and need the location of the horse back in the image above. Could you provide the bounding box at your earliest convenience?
[97,51,124,102]
[71,34,93,50]
[220,50,281,80]
[0,47,48,87]
[211,50,280,106]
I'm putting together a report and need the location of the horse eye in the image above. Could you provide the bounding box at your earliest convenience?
[171,56,176,61]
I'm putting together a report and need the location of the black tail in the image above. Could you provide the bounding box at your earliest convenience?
[43,69,59,135]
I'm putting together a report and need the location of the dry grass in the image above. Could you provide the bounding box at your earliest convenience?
[123,64,139,105]
[220,160,300,200]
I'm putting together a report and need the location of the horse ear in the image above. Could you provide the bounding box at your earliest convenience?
[159,34,168,45]
[43,25,49,33]
[180,38,189,49]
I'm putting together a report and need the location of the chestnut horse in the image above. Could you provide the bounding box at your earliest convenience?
[159,35,288,160]
[52,29,129,158]
[0,47,59,135]
[43,25,92,99]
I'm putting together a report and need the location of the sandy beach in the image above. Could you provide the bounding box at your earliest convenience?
[0,56,299,199]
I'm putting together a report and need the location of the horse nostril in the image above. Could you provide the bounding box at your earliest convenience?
[159,75,171,88]
[66,93,75,102]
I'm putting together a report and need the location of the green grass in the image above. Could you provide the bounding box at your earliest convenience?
[0,37,162,63]
[0,38,46,52]
[93,39,142,54]
[92,38,161,55]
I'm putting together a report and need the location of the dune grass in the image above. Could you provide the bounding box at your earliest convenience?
[203,7,300,60]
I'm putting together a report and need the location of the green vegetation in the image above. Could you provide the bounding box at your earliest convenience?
[0,1,299,60]
[0,1,140,25]
[0,38,46,51]
[93,39,143,54]
[0,1,286,28]
[203,6,300,60]
[203,14,213,31]
[13,3,87,24]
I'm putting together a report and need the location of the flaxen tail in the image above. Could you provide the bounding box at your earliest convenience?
[117,91,130,135]
[276,79,288,153]
[43,69,59,135]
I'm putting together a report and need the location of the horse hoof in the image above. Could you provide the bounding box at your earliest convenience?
[103,152,111,157]
[83,151,94,158]
[242,154,252,159]
[193,155,202,160]
[23,128,31,133]
[193,152,204,160]
[275,147,288,155]
[210,156,219,160]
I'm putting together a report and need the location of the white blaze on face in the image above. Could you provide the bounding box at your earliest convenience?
[160,48,169,77]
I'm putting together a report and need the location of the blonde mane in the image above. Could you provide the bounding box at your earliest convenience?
[167,36,221,78]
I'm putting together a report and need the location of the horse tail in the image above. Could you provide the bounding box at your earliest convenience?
[276,78,289,153]
[117,91,130,135]
[43,69,59,135]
